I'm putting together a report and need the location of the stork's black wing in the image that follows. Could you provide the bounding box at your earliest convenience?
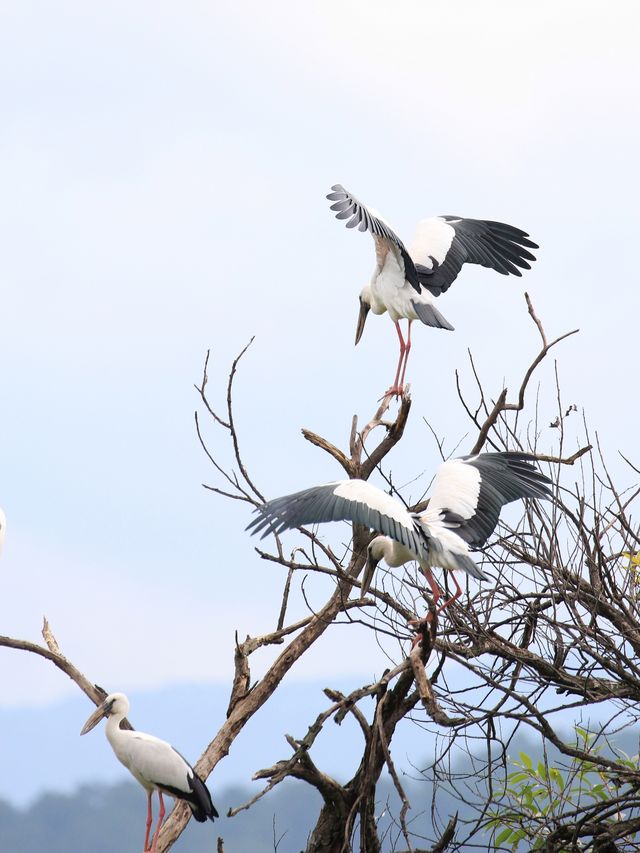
[410,216,538,297]
[424,452,552,548]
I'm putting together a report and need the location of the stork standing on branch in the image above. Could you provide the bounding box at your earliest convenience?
[81,693,218,853]
[327,184,538,397]
[248,452,552,616]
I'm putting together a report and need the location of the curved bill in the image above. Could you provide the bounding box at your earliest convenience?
[360,551,380,598]
[80,698,113,735]
[355,298,370,345]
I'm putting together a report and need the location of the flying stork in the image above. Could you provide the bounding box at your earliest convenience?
[81,693,218,853]
[327,184,538,397]
[247,452,551,615]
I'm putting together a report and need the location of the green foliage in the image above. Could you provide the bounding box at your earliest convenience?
[487,727,640,851]
[623,551,640,594]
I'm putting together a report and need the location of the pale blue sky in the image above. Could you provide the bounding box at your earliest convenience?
[1,0,638,723]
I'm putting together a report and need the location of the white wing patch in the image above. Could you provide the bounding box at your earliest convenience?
[333,480,415,530]
[420,458,481,524]
[409,217,456,268]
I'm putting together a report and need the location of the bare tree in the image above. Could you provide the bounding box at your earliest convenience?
[3,294,639,852]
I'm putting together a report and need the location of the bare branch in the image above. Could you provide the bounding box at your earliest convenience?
[0,619,130,727]
[301,428,353,477]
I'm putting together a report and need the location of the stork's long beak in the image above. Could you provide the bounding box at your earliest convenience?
[360,550,380,598]
[80,699,112,735]
[355,298,370,346]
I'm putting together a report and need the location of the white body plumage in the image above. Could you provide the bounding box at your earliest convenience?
[104,714,194,796]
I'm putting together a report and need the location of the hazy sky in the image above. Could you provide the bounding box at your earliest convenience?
[1,0,638,719]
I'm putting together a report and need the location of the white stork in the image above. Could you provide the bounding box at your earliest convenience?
[327,185,538,397]
[247,452,551,614]
[81,693,218,852]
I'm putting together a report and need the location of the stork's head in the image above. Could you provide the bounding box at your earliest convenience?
[355,287,372,345]
[361,536,391,596]
[368,536,391,564]
[80,692,130,734]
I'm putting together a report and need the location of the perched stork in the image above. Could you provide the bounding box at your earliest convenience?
[81,693,218,853]
[247,452,551,615]
[327,184,538,397]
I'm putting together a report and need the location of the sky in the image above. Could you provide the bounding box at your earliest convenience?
[1,0,639,802]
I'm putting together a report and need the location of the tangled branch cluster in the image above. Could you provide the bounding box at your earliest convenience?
[2,296,639,853]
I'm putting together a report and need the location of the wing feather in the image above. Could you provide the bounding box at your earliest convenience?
[121,732,193,793]
[327,184,420,291]
[422,452,551,547]
[247,479,427,559]
[410,216,538,296]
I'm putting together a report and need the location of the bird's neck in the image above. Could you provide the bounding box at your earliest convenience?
[105,714,126,747]
[363,281,387,315]
[373,536,414,568]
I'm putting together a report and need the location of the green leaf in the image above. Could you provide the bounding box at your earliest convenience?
[495,827,514,846]
[550,768,563,788]
[537,761,548,781]
[509,828,527,851]
[508,772,531,785]
[519,752,533,770]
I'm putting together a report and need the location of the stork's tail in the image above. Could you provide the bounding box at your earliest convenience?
[187,772,219,822]
[450,551,489,581]
[411,299,455,331]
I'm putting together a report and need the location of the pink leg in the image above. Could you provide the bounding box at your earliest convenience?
[143,791,153,852]
[149,792,166,853]
[422,566,441,609]
[384,321,408,398]
[436,572,463,614]
[398,320,413,391]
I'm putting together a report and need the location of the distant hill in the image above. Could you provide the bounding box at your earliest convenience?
[0,776,456,853]
[2,727,636,851]
[2,681,632,851]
